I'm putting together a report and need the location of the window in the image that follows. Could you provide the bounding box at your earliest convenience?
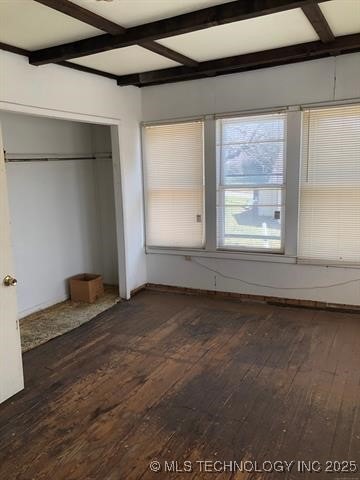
[298,104,360,263]
[143,120,204,248]
[216,113,286,252]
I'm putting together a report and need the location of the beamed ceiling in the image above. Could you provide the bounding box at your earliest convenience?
[0,0,359,87]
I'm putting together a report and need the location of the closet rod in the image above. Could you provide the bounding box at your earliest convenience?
[5,155,112,163]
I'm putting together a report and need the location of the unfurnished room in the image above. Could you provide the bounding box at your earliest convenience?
[0,1,359,479]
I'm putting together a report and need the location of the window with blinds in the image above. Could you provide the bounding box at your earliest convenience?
[143,120,204,248]
[298,104,360,263]
[216,113,286,252]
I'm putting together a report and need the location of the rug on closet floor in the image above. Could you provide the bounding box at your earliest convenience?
[20,286,120,352]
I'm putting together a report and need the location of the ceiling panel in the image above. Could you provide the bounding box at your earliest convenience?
[71,0,233,28]
[70,45,180,75]
[157,9,318,62]
[0,0,102,50]
[320,0,360,36]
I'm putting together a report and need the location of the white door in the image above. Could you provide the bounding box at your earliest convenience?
[0,124,24,403]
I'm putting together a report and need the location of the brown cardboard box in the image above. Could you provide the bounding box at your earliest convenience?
[69,274,104,303]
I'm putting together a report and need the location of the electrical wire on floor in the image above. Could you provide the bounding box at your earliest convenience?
[191,258,360,290]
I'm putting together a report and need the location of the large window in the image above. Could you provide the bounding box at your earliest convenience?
[216,113,286,252]
[143,103,360,265]
[143,120,204,248]
[298,104,360,263]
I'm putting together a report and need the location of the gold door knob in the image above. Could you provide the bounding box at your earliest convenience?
[3,275,17,287]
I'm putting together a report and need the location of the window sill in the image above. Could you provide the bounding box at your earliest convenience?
[145,247,296,264]
[146,247,360,269]
[297,258,360,269]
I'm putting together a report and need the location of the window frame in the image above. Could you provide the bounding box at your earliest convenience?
[142,109,300,258]
[216,112,287,254]
[143,103,360,268]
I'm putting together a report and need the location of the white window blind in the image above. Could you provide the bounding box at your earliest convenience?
[217,113,286,252]
[298,104,360,263]
[143,121,204,248]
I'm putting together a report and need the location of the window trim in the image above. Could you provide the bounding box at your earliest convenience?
[145,245,296,263]
[142,116,205,127]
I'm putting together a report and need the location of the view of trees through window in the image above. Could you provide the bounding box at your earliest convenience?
[217,113,286,251]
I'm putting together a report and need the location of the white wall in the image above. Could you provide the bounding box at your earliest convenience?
[7,160,102,316]
[0,50,147,296]
[1,110,94,157]
[142,54,360,120]
[1,111,118,316]
[94,157,119,285]
[142,54,360,306]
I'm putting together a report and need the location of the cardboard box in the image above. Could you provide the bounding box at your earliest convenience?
[69,274,104,303]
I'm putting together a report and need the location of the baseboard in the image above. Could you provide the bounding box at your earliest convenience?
[144,283,360,314]
[130,283,147,297]
[19,283,360,315]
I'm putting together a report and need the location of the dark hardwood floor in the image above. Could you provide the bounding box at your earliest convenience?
[0,290,359,479]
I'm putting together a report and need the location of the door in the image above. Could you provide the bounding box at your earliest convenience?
[0,123,24,403]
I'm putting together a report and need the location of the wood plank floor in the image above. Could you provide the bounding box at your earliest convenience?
[0,290,359,480]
